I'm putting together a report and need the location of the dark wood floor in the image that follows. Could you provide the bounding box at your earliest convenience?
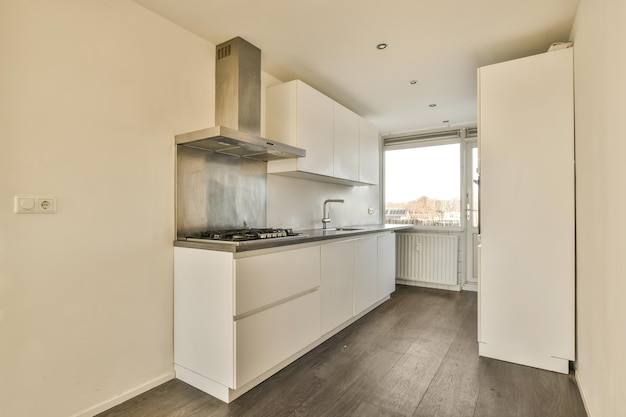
[97,286,587,417]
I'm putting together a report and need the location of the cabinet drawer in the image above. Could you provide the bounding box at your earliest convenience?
[235,290,321,388]
[234,246,320,316]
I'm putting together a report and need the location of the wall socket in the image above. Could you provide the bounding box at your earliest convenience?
[14,196,57,214]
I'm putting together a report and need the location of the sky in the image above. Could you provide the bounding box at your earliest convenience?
[384,143,460,203]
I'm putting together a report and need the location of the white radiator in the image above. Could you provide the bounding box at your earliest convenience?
[396,233,459,286]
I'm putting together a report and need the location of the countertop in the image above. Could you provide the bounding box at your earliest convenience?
[174,224,412,253]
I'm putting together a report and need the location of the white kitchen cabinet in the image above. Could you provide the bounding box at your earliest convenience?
[266,79,379,186]
[235,290,320,388]
[377,233,396,298]
[333,102,359,181]
[359,117,380,185]
[478,48,574,374]
[174,247,234,389]
[320,239,355,334]
[266,80,334,177]
[322,232,396,331]
[234,246,321,387]
[354,236,379,315]
[174,230,397,403]
[235,246,320,316]
[174,244,320,402]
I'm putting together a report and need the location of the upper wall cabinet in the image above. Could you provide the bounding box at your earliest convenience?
[266,80,379,186]
[332,102,359,182]
[358,117,380,185]
[266,80,334,177]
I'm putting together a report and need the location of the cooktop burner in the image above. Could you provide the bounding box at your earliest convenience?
[188,228,300,242]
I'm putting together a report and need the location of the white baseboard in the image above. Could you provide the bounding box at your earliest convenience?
[71,371,175,417]
[175,365,232,402]
[574,371,594,417]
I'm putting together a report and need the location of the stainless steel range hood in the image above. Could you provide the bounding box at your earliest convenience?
[175,37,305,161]
[175,125,306,161]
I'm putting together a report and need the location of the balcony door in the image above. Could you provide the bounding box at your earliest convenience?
[464,141,479,290]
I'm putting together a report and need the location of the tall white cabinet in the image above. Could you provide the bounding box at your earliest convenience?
[478,48,575,374]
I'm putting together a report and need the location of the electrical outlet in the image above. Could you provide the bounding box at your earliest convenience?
[37,198,56,213]
[368,207,375,214]
[15,196,56,214]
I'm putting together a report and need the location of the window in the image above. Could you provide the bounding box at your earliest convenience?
[384,143,461,227]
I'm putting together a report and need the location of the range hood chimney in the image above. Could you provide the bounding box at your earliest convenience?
[175,37,305,161]
[215,36,261,136]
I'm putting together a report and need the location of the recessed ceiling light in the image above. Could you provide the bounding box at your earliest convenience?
[376,43,388,50]
[429,104,437,107]
[443,120,450,123]
[409,80,418,85]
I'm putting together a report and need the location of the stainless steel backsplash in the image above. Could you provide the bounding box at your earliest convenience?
[176,146,266,238]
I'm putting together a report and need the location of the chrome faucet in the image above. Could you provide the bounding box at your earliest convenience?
[322,199,344,229]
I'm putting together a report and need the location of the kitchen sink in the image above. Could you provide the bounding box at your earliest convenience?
[330,227,362,231]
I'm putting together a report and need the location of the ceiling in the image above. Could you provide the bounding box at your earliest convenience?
[132,0,579,136]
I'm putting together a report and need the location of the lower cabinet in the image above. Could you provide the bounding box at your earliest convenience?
[320,239,355,334]
[174,231,397,403]
[354,236,379,315]
[235,291,320,387]
[234,245,321,388]
[234,246,320,316]
[378,233,397,298]
[174,247,234,389]
[321,233,396,333]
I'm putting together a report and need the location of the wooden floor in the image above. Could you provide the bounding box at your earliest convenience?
[97,286,587,417]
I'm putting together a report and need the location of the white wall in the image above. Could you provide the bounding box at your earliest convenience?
[570,1,626,416]
[267,175,381,230]
[0,1,213,416]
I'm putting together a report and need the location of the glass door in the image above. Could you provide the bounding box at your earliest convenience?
[464,141,479,289]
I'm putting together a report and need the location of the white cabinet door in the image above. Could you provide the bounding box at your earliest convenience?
[234,246,320,316]
[478,48,574,374]
[320,239,355,334]
[333,102,359,181]
[265,80,297,146]
[297,81,334,176]
[358,117,380,185]
[235,290,320,388]
[354,236,379,315]
[377,233,396,298]
[266,80,333,177]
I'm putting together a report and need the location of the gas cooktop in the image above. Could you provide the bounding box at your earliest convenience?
[186,227,302,243]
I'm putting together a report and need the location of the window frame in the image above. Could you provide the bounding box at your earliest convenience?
[382,129,475,232]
